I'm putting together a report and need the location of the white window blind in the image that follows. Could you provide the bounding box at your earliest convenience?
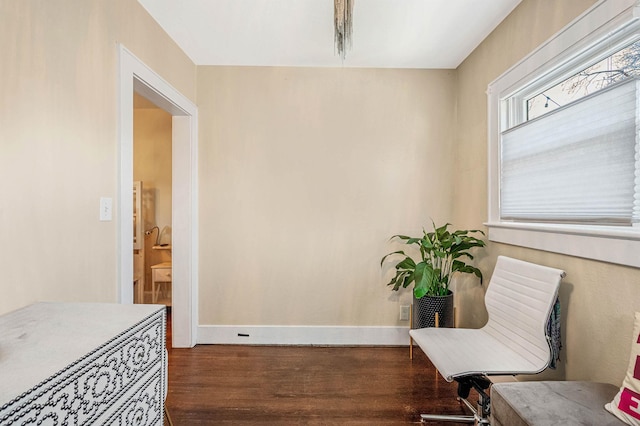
[500,78,640,225]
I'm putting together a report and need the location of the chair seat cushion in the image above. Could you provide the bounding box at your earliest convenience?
[409,327,545,382]
[491,381,623,426]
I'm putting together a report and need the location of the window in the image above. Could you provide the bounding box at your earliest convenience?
[525,40,640,121]
[503,77,639,226]
[487,0,640,268]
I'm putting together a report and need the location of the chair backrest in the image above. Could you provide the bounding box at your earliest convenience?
[482,256,565,370]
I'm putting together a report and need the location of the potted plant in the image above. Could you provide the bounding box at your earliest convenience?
[380,222,486,328]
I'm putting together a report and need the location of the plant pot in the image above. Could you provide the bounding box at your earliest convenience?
[413,291,454,329]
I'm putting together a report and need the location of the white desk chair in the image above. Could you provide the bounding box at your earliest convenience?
[409,256,565,424]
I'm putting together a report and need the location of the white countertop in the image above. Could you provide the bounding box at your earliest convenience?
[0,302,164,407]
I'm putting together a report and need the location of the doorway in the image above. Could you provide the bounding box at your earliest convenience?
[118,45,198,348]
[133,95,173,307]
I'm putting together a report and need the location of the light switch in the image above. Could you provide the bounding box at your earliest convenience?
[99,197,113,221]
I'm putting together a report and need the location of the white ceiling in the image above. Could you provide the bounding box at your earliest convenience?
[137,0,522,69]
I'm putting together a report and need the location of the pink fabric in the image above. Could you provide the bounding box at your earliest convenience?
[606,312,640,425]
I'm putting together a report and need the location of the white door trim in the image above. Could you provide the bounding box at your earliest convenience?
[118,45,198,348]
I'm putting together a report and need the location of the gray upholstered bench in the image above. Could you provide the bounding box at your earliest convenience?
[491,381,624,426]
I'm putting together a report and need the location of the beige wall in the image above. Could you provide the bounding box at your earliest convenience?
[197,66,456,326]
[455,0,640,385]
[0,0,195,314]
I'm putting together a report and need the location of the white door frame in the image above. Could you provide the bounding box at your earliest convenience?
[118,45,198,348]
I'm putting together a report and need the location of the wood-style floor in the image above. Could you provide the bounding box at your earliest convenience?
[165,321,475,424]
[166,345,471,425]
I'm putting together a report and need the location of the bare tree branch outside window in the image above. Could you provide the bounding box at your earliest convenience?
[527,40,640,120]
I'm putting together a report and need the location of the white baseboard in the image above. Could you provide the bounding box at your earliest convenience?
[196,325,410,346]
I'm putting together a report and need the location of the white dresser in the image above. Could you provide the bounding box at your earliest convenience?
[151,262,172,305]
[0,303,166,425]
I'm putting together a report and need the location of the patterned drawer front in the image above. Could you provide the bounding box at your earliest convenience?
[0,310,166,426]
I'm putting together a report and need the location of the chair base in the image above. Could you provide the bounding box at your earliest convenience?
[420,416,489,425]
[419,400,490,424]
[420,413,477,423]
[419,378,491,425]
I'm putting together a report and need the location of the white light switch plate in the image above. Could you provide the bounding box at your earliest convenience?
[99,197,112,221]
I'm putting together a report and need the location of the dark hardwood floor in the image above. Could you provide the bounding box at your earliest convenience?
[165,318,475,425]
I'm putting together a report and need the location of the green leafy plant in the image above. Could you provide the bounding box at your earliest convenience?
[380,222,486,298]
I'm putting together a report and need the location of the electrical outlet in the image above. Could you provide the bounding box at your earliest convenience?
[400,305,410,321]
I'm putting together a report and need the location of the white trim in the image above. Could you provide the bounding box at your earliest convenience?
[171,115,199,348]
[487,0,640,102]
[118,45,199,348]
[486,222,640,268]
[197,325,411,346]
[486,0,640,268]
[118,48,135,305]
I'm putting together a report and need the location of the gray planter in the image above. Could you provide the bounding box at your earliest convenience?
[413,291,454,329]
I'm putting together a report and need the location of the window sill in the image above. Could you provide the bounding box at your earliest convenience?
[485,222,640,268]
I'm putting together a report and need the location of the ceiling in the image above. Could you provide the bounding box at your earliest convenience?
[137,0,522,69]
